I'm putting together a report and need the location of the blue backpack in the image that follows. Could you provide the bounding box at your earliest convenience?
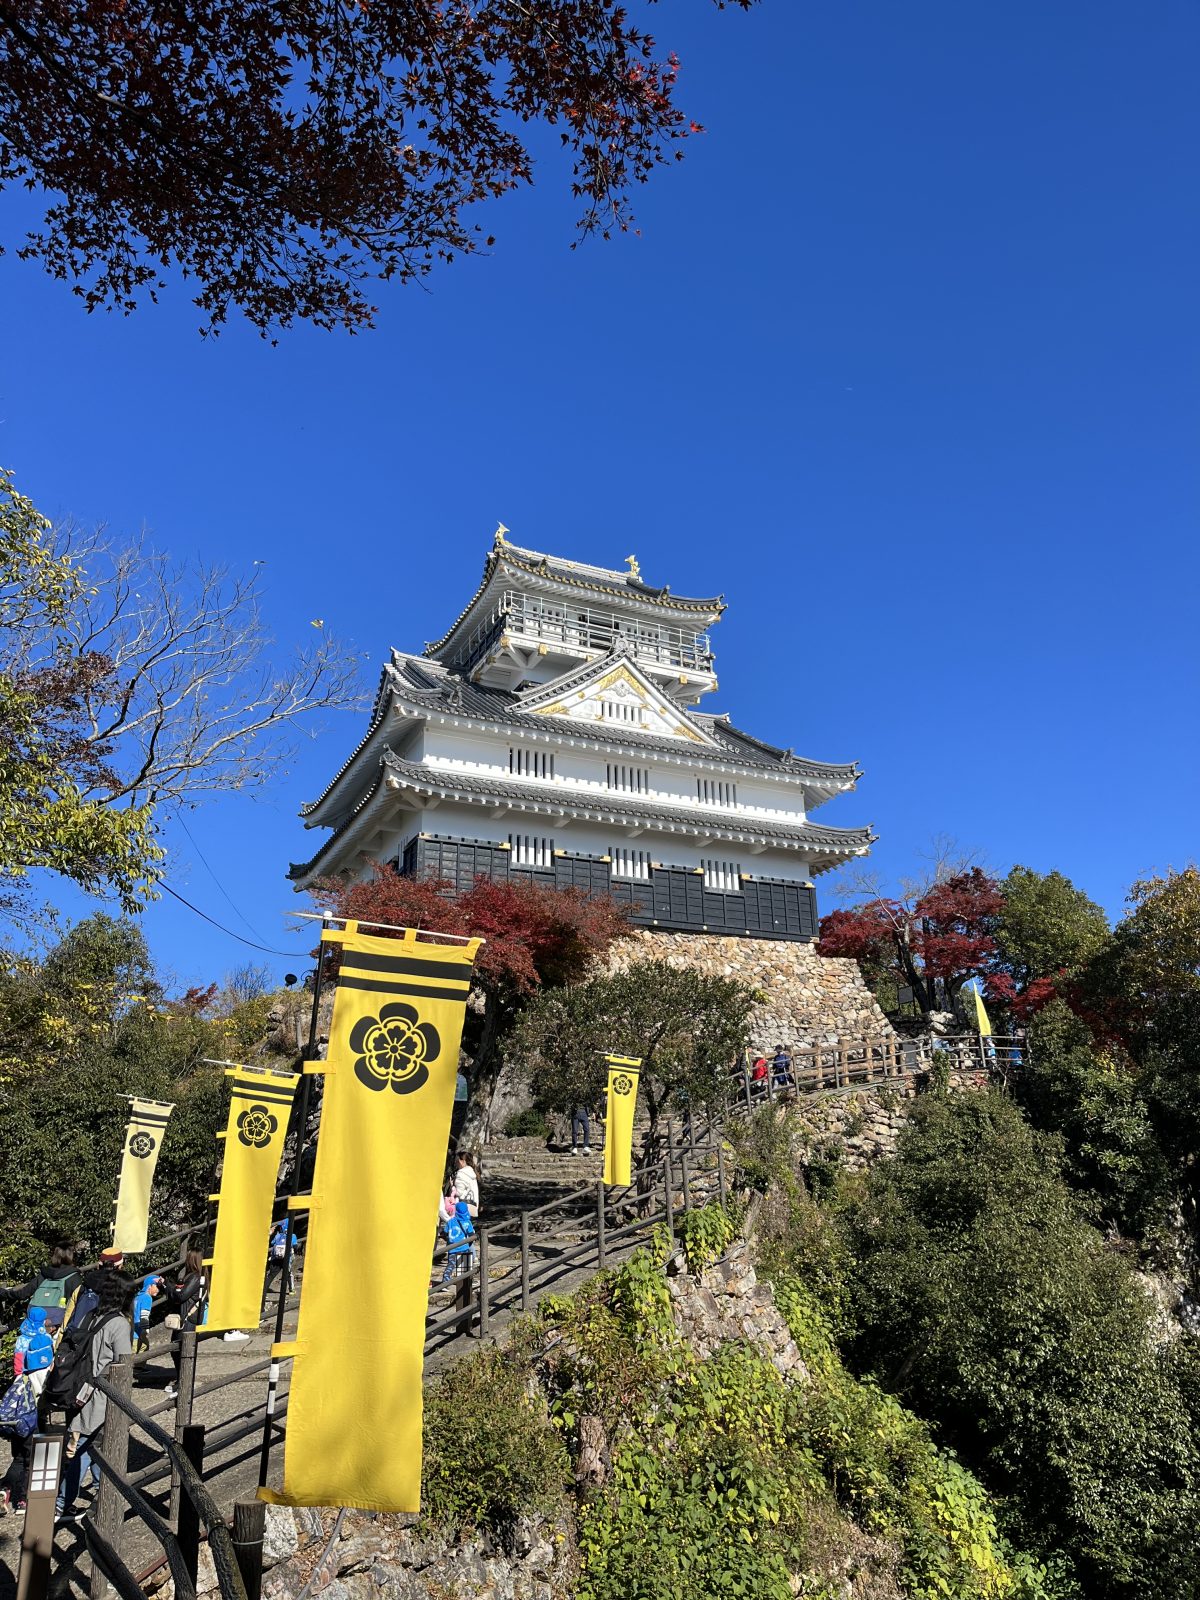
[0,1375,38,1440]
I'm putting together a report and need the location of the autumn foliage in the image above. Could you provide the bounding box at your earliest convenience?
[818,869,1005,1015]
[0,0,756,333]
[314,866,630,1000]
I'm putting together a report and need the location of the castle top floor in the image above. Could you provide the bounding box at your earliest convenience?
[424,529,725,701]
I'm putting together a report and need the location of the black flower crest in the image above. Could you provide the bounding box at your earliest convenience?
[128,1131,156,1159]
[236,1104,278,1149]
[349,1002,440,1095]
[611,1073,635,1097]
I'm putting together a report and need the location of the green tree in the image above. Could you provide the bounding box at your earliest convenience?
[0,914,293,1262]
[1079,868,1200,1057]
[511,959,755,1155]
[993,866,1109,997]
[842,1092,1200,1599]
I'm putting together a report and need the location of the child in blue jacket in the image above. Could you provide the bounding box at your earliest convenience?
[433,1196,475,1287]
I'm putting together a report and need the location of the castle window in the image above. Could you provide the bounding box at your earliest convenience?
[509,833,554,869]
[702,858,742,893]
[600,698,644,727]
[611,846,652,881]
[697,777,737,808]
[509,747,554,780]
[606,763,650,795]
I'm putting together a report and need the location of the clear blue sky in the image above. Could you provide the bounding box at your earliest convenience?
[1,1,1196,988]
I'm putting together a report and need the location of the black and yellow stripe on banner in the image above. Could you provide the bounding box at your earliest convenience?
[113,1097,175,1253]
[205,1068,300,1332]
[262,921,481,1514]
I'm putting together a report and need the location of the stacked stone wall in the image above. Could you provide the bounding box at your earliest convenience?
[786,1067,991,1169]
[608,929,893,1050]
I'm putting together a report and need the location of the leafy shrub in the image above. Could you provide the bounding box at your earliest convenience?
[422,1333,569,1539]
[841,1091,1200,1598]
[503,1107,551,1138]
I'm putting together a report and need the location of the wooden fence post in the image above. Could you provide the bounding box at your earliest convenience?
[717,1144,727,1211]
[176,1424,206,1591]
[170,1325,198,1525]
[90,1359,133,1600]
[519,1210,531,1313]
[478,1228,490,1340]
[663,1149,674,1241]
[596,1183,607,1268]
[232,1501,266,1600]
[680,1150,691,1211]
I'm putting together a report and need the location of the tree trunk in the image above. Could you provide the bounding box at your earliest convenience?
[457,987,515,1155]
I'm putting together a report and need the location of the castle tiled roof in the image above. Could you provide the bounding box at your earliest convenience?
[423,536,724,656]
[289,749,875,886]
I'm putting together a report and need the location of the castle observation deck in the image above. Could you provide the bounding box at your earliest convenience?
[290,530,873,942]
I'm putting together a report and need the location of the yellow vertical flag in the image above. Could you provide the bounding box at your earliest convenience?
[602,1056,642,1187]
[113,1097,175,1253]
[205,1068,300,1332]
[262,922,480,1513]
[972,985,993,1037]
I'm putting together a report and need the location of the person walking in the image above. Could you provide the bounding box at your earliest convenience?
[452,1151,480,1219]
[132,1277,163,1354]
[162,1251,208,1399]
[55,1272,135,1522]
[569,1104,592,1156]
[1,1314,57,1514]
[771,1044,794,1090]
[263,1218,299,1314]
[432,1195,475,1288]
[0,1243,82,1317]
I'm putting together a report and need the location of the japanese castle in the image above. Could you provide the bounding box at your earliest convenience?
[290,532,873,941]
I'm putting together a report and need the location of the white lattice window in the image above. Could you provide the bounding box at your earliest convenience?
[611,846,652,880]
[702,858,741,893]
[509,747,554,780]
[697,777,737,808]
[509,833,554,868]
[601,698,644,727]
[606,763,649,794]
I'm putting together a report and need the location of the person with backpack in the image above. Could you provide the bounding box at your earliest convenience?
[0,1244,81,1320]
[0,1309,57,1514]
[161,1252,208,1396]
[49,1271,134,1522]
[452,1151,480,1220]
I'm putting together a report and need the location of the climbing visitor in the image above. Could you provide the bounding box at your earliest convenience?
[750,1056,769,1099]
[0,1310,57,1514]
[132,1277,163,1353]
[432,1194,475,1288]
[53,1270,135,1523]
[452,1150,480,1219]
[263,1218,299,1313]
[0,1242,82,1316]
[162,1251,208,1398]
[771,1044,794,1090]
[569,1103,592,1155]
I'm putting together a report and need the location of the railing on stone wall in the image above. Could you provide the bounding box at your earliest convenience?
[729,1031,1024,1104]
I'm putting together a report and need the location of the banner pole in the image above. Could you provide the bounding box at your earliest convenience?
[257,924,329,1489]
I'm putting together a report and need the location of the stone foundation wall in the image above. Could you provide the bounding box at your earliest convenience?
[608,929,893,1050]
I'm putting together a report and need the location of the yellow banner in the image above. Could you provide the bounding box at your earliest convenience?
[262,922,480,1513]
[602,1056,642,1187]
[205,1068,299,1332]
[972,986,993,1038]
[113,1097,175,1253]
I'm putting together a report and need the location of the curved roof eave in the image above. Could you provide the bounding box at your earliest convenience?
[289,752,875,887]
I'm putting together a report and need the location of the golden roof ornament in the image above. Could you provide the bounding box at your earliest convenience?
[625,553,641,579]
[493,522,510,547]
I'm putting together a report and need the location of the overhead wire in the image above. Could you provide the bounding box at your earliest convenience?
[175,811,274,946]
[158,881,309,959]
